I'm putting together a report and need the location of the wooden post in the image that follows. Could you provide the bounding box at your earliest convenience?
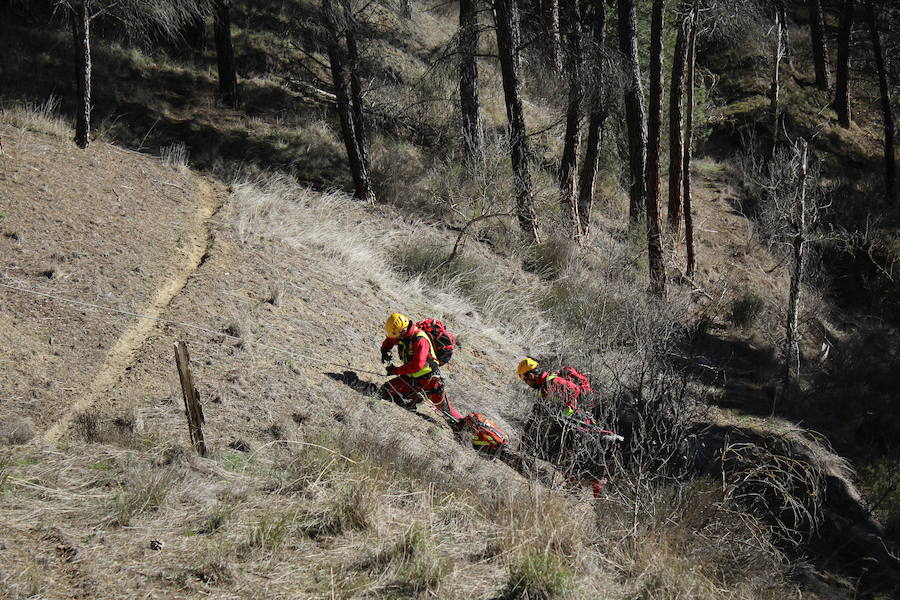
[174,341,207,456]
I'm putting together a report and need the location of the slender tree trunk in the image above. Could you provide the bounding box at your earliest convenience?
[577,0,607,237]
[645,0,666,296]
[784,140,808,398]
[71,0,91,149]
[559,0,582,236]
[834,0,854,128]
[214,0,239,108]
[343,5,370,174]
[494,0,540,244]
[683,8,697,278]
[617,0,647,222]
[770,7,784,159]
[401,0,412,18]
[324,0,375,204]
[865,2,895,204]
[459,0,483,158]
[807,0,831,90]
[667,2,689,235]
[777,3,792,68]
[548,0,563,72]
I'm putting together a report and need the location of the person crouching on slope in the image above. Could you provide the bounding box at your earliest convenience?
[380,313,464,428]
[517,357,586,420]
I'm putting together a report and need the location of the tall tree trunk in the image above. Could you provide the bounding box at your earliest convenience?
[548,0,563,72]
[645,0,666,296]
[214,0,239,108]
[777,2,792,68]
[343,5,370,175]
[617,0,647,222]
[834,0,854,128]
[807,0,831,90]
[667,2,689,235]
[559,0,582,236]
[459,0,482,158]
[783,140,809,399]
[577,0,607,237]
[324,0,375,204]
[494,0,540,245]
[71,0,91,149]
[865,2,895,204]
[683,8,697,278]
[770,7,785,159]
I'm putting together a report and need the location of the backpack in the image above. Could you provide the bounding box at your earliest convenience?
[464,413,508,449]
[416,318,455,366]
[557,366,592,397]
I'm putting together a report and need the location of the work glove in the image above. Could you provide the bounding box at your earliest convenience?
[380,349,392,364]
[385,365,396,376]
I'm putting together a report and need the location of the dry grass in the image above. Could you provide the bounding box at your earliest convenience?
[0,96,71,138]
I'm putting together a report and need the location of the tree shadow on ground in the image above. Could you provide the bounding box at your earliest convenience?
[678,330,779,417]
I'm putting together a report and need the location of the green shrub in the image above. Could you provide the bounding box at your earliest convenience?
[728,291,766,328]
[500,553,575,600]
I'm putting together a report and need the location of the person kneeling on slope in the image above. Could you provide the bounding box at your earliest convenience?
[380,313,464,428]
[517,357,590,420]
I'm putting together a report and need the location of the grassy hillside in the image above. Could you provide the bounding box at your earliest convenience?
[2,0,899,598]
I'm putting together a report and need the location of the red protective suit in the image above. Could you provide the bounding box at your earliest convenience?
[380,326,463,421]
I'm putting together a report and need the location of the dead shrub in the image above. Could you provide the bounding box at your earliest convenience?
[104,465,177,527]
[0,417,34,445]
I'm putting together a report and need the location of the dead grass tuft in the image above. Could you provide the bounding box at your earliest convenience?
[1,96,71,138]
[0,416,34,445]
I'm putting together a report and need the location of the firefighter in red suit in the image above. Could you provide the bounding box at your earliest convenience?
[380,313,464,427]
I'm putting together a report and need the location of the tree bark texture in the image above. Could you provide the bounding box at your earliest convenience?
[494,0,540,244]
[558,0,582,236]
[770,8,784,159]
[459,0,483,158]
[645,0,666,296]
[617,0,647,222]
[71,0,91,149]
[667,3,689,235]
[547,0,563,72]
[784,141,808,396]
[807,0,830,90]
[343,5,371,175]
[865,2,895,204]
[576,0,607,237]
[834,0,854,128]
[683,9,697,278]
[324,0,375,204]
[214,0,239,108]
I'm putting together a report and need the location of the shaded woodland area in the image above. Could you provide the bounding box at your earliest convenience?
[2,0,900,598]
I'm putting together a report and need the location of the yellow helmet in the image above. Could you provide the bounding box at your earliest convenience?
[385,313,411,338]
[517,357,540,380]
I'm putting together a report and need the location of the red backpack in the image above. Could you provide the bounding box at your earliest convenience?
[464,413,508,449]
[557,366,592,397]
[416,318,455,366]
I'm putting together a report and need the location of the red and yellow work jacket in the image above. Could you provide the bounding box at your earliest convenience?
[380,325,439,378]
[534,372,581,417]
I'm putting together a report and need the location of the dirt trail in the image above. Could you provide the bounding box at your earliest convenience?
[42,179,220,443]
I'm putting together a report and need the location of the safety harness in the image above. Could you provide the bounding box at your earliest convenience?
[397,330,441,379]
